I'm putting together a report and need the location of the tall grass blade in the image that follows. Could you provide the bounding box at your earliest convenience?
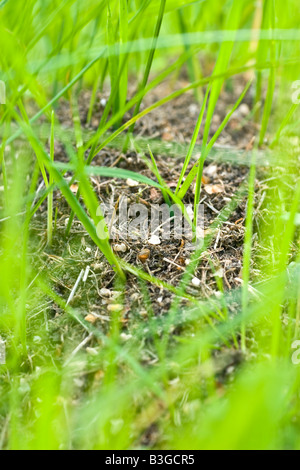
[128,0,166,134]
[47,111,55,245]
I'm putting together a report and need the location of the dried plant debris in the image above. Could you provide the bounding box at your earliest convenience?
[30,79,266,383]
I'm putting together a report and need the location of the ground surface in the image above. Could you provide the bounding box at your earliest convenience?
[3,71,297,449]
[41,78,259,303]
[27,78,268,447]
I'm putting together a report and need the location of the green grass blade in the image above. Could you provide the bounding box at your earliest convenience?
[13,114,125,280]
[106,1,120,119]
[241,149,257,352]
[258,0,276,145]
[147,144,171,206]
[119,0,128,114]
[47,111,55,246]
[178,80,252,201]
[128,0,166,134]
[175,85,210,195]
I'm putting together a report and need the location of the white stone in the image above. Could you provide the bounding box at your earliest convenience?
[113,243,127,253]
[126,178,139,187]
[100,287,111,297]
[205,164,218,177]
[148,234,161,245]
[191,277,201,287]
[239,103,250,117]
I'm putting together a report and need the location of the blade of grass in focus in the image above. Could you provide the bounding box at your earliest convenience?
[47,111,55,246]
[257,0,276,145]
[119,0,128,116]
[177,80,252,201]
[241,147,257,352]
[193,0,247,228]
[175,85,210,196]
[127,0,166,136]
[13,112,125,280]
[107,0,120,123]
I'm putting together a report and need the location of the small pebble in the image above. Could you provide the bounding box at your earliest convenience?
[73,378,84,387]
[126,178,139,187]
[239,103,250,117]
[205,164,218,178]
[100,288,111,297]
[120,333,132,342]
[113,243,127,253]
[188,104,198,116]
[85,314,98,324]
[191,277,201,287]
[86,347,99,357]
[148,234,161,245]
[226,366,235,375]
[107,304,123,312]
[130,293,139,302]
[70,183,79,193]
[138,248,150,262]
[204,184,223,195]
